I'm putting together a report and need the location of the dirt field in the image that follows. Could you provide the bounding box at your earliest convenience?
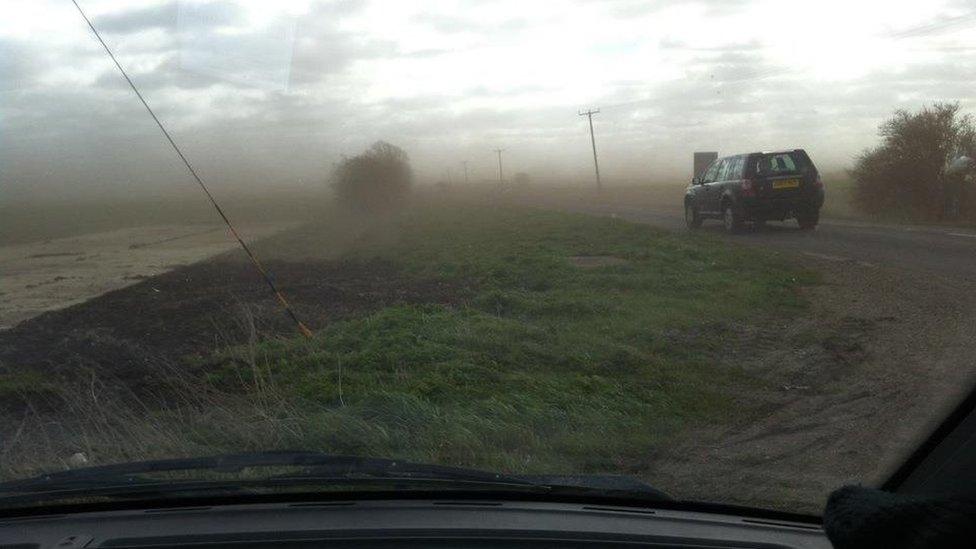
[0,223,292,329]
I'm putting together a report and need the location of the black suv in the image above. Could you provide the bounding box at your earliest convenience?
[684,149,825,232]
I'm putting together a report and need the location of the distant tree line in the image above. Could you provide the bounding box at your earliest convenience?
[852,103,976,221]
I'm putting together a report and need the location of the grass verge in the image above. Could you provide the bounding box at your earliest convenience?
[1,202,816,483]
[200,204,816,474]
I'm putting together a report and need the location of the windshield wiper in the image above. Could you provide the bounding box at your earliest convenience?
[0,452,671,509]
[0,452,544,504]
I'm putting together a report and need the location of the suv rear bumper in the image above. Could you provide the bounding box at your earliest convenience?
[738,191,824,221]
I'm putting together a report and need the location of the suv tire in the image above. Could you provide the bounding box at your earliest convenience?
[722,202,743,233]
[685,202,703,230]
[797,209,819,231]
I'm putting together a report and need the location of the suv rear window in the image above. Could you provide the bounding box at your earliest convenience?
[754,152,811,176]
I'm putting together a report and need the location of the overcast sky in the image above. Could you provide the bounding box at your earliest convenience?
[2,0,975,199]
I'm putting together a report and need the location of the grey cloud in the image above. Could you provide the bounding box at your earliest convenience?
[889,10,976,38]
[885,61,976,84]
[89,1,375,91]
[463,84,554,98]
[598,0,751,18]
[6,0,976,194]
[601,0,667,19]
[95,2,176,34]
[290,36,393,87]
[93,56,224,92]
[410,12,529,36]
[95,1,245,35]
[286,1,386,86]
[401,47,456,59]
[176,2,248,30]
[598,55,976,161]
[678,50,786,86]
[697,0,752,16]
[308,0,367,18]
[659,38,763,52]
[0,40,39,91]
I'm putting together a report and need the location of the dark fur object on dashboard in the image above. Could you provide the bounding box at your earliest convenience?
[823,485,976,548]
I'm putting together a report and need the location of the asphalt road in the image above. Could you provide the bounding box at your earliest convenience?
[571,203,976,282]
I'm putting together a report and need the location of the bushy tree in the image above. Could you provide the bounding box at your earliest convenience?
[852,103,976,220]
[332,141,413,212]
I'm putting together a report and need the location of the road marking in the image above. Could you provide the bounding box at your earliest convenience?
[948,232,976,239]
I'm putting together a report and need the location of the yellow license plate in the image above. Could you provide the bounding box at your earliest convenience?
[772,179,800,189]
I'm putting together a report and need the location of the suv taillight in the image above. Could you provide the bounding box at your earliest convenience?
[740,179,756,197]
[813,175,824,189]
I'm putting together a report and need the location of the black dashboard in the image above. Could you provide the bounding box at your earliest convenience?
[0,498,830,548]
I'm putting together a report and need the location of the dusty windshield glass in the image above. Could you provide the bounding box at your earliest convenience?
[1,0,975,514]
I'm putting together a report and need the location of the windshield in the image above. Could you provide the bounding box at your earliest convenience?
[756,152,809,176]
[1,0,975,516]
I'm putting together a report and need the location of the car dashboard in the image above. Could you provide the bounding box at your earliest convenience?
[0,498,830,549]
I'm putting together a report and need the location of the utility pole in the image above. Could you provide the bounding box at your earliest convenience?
[494,149,505,186]
[579,108,602,192]
[462,161,469,185]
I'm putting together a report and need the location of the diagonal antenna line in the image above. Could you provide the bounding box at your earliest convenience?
[70,0,312,339]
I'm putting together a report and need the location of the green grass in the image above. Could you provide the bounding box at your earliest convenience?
[0,190,327,246]
[0,370,58,405]
[205,204,816,474]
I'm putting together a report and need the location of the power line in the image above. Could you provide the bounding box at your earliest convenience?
[69,0,312,339]
[494,149,505,186]
[578,108,602,192]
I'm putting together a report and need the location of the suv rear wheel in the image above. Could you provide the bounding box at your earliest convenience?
[685,202,702,230]
[797,209,819,231]
[722,203,743,233]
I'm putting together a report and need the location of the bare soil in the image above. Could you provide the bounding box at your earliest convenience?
[0,253,463,394]
[646,257,976,511]
[0,224,291,329]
